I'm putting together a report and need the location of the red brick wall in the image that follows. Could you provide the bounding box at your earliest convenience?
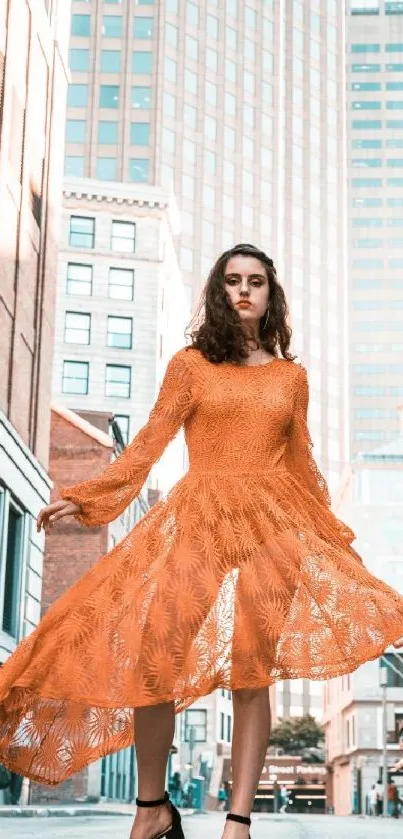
[30,411,112,804]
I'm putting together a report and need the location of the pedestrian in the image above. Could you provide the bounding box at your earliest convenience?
[218,785,228,812]
[2,242,403,839]
[375,781,384,816]
[279,784,288,814]
[369,783,377,816]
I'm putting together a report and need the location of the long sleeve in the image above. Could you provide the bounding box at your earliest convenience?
[285,364,355,546]
[60,350,194,527]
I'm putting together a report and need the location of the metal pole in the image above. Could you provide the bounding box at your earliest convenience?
[380,666,388,819]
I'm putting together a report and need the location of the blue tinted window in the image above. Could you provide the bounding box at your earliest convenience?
[388,177,403,185]
[103,15,122,37]
[388,237,403,247]
[387,119,403,128]
[352,177,382,186]
[129,158,150,182]
[100,85,120,108]
[71,14,90,36]
[353,197,383,207]
[388,218,403,225]
[66,119,86,143]
[130,123,150,144]
[386,43,403,51]
[65,156,84,177]
[388,197,403,206]
[132,51,153,73]
[390,258,403,266]
[353,238,383,247]
[352,218,383,227]
[388,158,403,166]
[352,258,384,268]
[352,44,380,53]
[101,50,121,72]
[352,158,382,167]
[386,63,403,70]
[352,81,381,90]
[352,119,382,129]
[98,121,118,143]
[67,84,88,107]
[387,81,403,90]
[353,139,382,148]
[96,158,117,180]
[69,48,89,71]
[133,17,154,38]
[351,63,380,71]
[132,86,151,108]
[387,138,403,147]
[353,280,382,289]
[387,100,403,108]
[352,101,381,109]
[386,2,403,12]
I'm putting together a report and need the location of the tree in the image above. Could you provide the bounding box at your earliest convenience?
[269,714,325,762]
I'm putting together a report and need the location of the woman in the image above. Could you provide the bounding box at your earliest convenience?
[1,243,403,839]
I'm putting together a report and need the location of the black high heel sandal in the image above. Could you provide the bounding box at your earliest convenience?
[135,791,185,839]
[226,812,251,838]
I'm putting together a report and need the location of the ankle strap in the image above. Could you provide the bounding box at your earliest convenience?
[226,813,251,826]
[136,791,169,807]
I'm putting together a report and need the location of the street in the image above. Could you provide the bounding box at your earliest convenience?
[1,813,403,839]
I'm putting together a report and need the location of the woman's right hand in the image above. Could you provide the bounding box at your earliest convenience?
[36,499,82,534]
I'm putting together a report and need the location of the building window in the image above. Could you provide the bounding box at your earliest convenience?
[350,1,380,14]
[96,157,117,180]
[62,360,89,394]
[69,216,95,248]
[129,158,149,182]
[132,86,151,109]
[351,119,382,130]
[183,709,207,743]
[220,712,225,740]
[387,81,403,90]
[65,156,84,177]
[133,17,154,38]
[351,63,380,71]
[387,100,403,109]
[0,491,25,640]
[98,121,118,144]
[100,85,120,108]
[130,123,150,145]
[67,84,88,108]
[102,15,123,38]
[66,263,93,296]
[108,268,134,301]
[386,63,403,70]
[227,715,232,742]
[351,43,380,52]
[114,415,130,444]
[111,221,136,253]
[71,14,91,36]
[105,365,131,398]
[351,177,382,187]
[352,139,382,149]
[64,311,91,345]
[101,50,121,72]
[386,2,403,12]
[132,51,153,73]
[351,81,381,91]
[352,100,381,110]
[69,48,90,71]
[107,316,133,349]
[352,158,382,167]
[386,43,403,51]
[66,119,86,143]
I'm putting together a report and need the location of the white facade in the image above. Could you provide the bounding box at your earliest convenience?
[53,178,190,500]
[324,426,403,814]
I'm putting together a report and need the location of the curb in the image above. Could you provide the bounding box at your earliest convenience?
[0,806,197,819]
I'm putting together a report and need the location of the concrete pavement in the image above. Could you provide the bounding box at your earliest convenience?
[1,812,403,839]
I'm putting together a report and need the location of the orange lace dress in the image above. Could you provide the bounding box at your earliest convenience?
[1,347,403,784]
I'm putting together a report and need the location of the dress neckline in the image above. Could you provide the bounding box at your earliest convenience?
[226,357,281,370]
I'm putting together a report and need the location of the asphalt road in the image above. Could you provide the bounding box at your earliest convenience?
[1,813,402,839]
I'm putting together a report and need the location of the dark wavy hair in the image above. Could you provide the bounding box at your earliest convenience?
[185,243,295,364]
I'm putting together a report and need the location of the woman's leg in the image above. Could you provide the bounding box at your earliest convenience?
[130,700,175,839]
[222,687,271,837]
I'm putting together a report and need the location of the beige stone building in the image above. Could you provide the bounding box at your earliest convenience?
[0,0,70,665]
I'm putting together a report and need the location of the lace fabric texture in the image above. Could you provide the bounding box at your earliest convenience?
[1,347,403,785]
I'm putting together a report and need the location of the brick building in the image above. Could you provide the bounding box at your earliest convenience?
[0,1,70,665]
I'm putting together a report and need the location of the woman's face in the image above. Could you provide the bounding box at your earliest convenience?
[224,255,270,328]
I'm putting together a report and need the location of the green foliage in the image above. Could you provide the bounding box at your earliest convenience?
[269,713,325,759]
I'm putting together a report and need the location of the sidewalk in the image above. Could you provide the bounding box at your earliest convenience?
[0,802,196,818]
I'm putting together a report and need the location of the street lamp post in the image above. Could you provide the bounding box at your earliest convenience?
[380,665,388,819]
